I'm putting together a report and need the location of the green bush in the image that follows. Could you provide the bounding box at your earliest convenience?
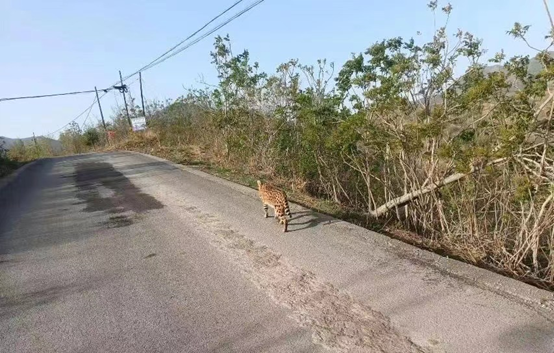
[128,2,554,287]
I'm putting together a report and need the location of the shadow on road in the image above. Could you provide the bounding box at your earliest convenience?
[0,153,172,255]
[285,211,340,232]
[70,161,164,214]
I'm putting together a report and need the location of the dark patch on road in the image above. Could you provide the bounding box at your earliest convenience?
[0,156,167,255]
[144,253,157,259]
[72,162,163,219]
[102,215,134,228]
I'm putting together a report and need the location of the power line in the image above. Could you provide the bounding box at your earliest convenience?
[1,1,257,105]
[143,0,265,72]
[120,0,265,82]
[33,0,266,136]
[0,87,113,103]
[46,96,100,137]
[81,97,97,128]
[47,76,143,137]
[121,0,246,82]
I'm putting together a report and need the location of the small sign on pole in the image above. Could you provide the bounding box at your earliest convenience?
[131,116,147,131]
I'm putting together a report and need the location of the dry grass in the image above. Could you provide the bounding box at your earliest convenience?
[105,130,554,292]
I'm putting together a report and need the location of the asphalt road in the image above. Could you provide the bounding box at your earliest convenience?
[1,152,553,353]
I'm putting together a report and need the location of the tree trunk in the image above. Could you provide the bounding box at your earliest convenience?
[368,158,508,218]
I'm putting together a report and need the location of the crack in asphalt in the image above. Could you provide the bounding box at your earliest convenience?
[182,205,424,353]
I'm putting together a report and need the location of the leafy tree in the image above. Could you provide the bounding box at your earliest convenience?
[109,1,554,286]
[7,139,27,161]
[59,122,86,154]
[84,128,100,147]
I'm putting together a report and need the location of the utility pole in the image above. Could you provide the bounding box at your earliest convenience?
[32,132,40,156]
[139,71,146,118]
[94,87,107,131]
[119,70,132,128]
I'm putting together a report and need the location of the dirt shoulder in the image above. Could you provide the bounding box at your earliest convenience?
[103,136,554,293]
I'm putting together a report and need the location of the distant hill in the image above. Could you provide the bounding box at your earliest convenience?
[0,136,63,153]
[484,52,547,76]
[480,51,550,92]
[421,52,551,108]
[0,136,15,150]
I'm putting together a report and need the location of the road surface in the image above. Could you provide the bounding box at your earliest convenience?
[0,152,553,353]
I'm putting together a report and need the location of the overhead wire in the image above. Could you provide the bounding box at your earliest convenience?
[118,0,265,84]
[46,96,99,137]
[120,0,246,82]
[81,96,97,128]
[139,0,265,73]
[46,76,144,137]
[79,1,264,134]
[20,0,266,136]
[0,87,113,103]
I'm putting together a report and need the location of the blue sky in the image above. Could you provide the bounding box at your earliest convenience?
[0,0,550,138]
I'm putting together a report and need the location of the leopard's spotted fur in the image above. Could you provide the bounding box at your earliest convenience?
[257,180,292,232]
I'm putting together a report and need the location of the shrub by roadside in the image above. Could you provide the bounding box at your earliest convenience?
[64,2,554,290]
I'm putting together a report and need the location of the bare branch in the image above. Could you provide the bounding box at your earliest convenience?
[367,158,508,217]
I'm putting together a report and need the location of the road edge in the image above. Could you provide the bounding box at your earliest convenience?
[123,150,554,320]
[0,159,40,193]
